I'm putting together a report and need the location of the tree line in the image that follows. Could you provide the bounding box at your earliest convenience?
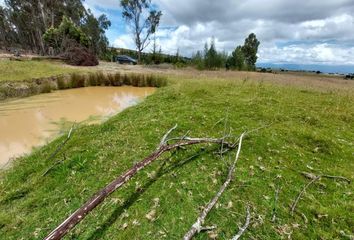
[191,33,260,71]
[0,0,260,71]
[0,0,111,59]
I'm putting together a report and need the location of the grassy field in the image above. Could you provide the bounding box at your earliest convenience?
[0,72,353,239]
[0,59,81,82]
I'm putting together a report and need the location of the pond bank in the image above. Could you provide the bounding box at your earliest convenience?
[0,71,166,100]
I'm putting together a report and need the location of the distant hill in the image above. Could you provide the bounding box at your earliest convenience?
[257,63,353,75]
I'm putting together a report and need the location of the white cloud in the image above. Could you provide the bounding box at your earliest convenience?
[113,34,135,49]
[259,43,354,65]
[84,0,120,10]
[83,0,354,66]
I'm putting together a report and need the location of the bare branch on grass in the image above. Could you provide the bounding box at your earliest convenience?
[271,184,280,222]
[44,125,236,240]
[42,124,76,177]
[231,206,251,240]
[290,173,350,215]
[183,133,245,240]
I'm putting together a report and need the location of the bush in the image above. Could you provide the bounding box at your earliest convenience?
[61,45,98,66]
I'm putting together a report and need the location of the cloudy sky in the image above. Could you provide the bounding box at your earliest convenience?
[1,0,353,68]
[82,0,354,68]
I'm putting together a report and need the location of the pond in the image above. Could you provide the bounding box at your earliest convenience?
[0,86,155,168]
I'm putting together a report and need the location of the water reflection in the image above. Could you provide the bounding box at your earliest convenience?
[0,86,155,167]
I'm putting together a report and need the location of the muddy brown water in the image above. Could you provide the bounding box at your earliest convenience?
[0,86,155,168]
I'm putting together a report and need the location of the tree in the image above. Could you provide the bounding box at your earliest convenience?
[229,46,245,70]
[43,16,90,54]
[150,34,159,64]
[3,0,87,54]
[242,33,260,70]
[121,0,162,62]
[0,6,18,48]
[81,12,111,57]
[2,0,110,57]
[191,51,204,70]
[203,38,225,70]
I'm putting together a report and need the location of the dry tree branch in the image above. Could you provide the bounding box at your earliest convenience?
[183,133,245,240]
[231,206,251,240]
[42,124,76,177]
[159,124,178,148]
[320,174,351,183]
[271,177,281,222]
[44,125,236,240]
[46,124,75,162]
[290,173,351,215]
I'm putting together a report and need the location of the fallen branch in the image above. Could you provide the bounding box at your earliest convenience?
[200,225,217,231]
[44,125,236,240]
[290,173,350,215]
[46,124,75,162]
[42,154,67,177]
[183,133,245,240]
[271,178,281,222]
[231,206,251,240]
[42,124,76,177]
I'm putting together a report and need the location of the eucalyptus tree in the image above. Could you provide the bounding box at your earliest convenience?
[1,0,111,58]
[121,0,162,62]
[242,33,260,70]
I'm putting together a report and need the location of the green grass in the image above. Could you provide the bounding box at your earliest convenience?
[0,76,353,239]
[0,60,79,82]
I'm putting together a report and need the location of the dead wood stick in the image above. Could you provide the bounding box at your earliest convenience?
[321,174,351,183]
[183,133,245,240]
[200,225,217,231]
[290,175,321,215]
[231,206,251,240]
[290,173,350,215]
[42,125,75,177]
[271,185,280,222]
[159,124,178,148]
[42,154,67,177]
[46,124,75,163]
[44,127,236,240]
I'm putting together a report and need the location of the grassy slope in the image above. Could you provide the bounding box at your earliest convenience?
[0,76,353,239]
[0,60,79,82]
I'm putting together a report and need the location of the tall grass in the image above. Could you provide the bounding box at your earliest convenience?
[0,72,167,100]
[70,73,86,88]
[40,81,52,93]
[57,75,69,89]
[86,72,167,88]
